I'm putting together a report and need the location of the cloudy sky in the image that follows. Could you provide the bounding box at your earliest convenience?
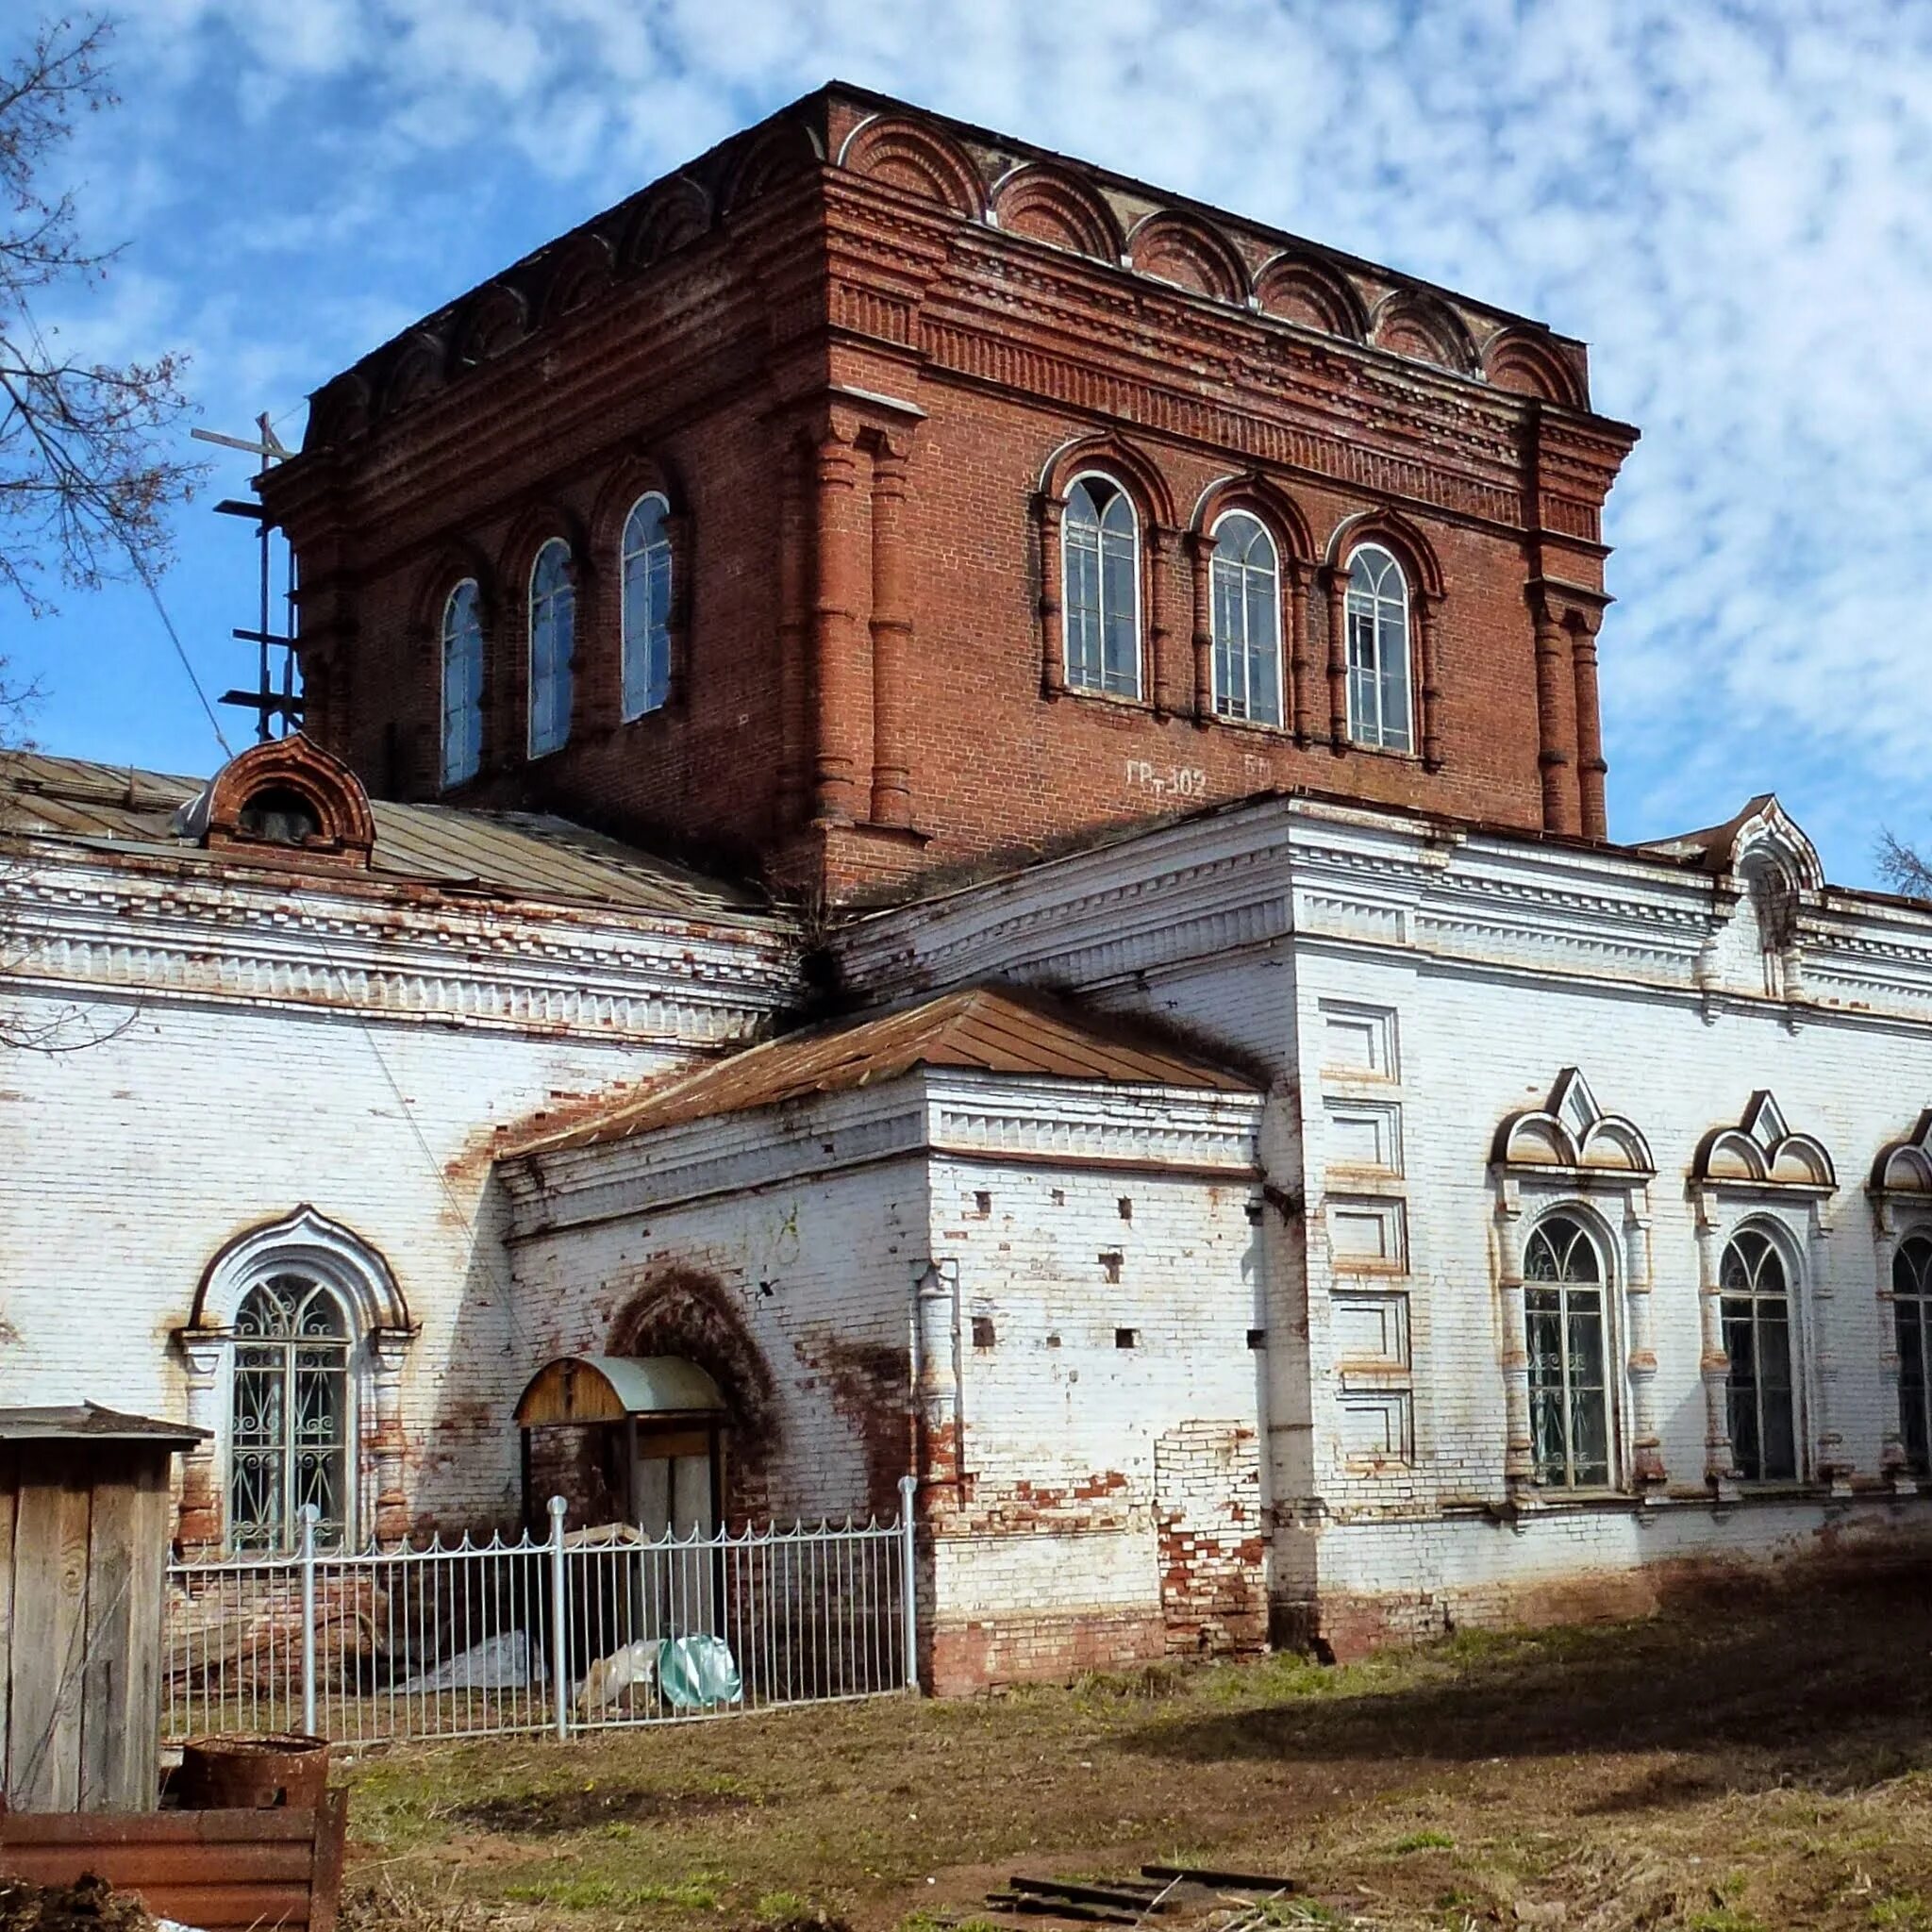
[8,0,1932,885]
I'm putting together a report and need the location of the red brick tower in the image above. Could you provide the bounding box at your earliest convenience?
[260,84,1637,905]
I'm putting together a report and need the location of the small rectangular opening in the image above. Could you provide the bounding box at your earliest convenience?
[974,1190,991,1216]
[971,1316,996,1349]
[1099,1251,1123,1283]
[1117,1196,1133,1222]
[1115,1326,1139,1349]
[1246,1327,1268,1350]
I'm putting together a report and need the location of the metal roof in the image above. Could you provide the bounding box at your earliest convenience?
[0,750,770,922]
[523,984,1261,1152]
[0,1403,207,1446]
[514,1356,728,1426]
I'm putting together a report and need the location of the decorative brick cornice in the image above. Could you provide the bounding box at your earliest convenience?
[1,843,794,1044]
[835,793,1932,1032]
[500,1067,1261,1239]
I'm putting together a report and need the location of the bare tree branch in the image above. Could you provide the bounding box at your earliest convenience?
[1877,830,1932,902]
[0,12,202,617]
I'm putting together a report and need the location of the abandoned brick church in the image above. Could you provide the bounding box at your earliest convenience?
[6,84,1932,1684]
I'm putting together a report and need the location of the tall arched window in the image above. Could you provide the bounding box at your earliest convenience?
[1524,1214,1612,1488]
[1344,544,1412,752]
[1210,511,1282,726]
[527,539,575,758]
[1721,1228,1798,1481]
[1062,475,1141,697]
[229,1274,351,1553]
[621,494,673,720]
[441,579,484,787]
[1894,1233,1932,1474]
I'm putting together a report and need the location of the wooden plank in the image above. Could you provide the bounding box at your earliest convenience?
[1,1841,316,1885]
[0,1447,18,1797]
[1,1804,328,1844]
[8,1454,92,1809]
[120,1456,171,1809]
[80,1461,136,1810]
[309,1788,348,1932]
[110,1881,315,1928]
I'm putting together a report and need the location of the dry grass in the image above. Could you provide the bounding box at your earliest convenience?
[338,1570,1932,1931]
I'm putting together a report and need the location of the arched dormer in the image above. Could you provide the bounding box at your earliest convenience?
[623,175,711,268]
[184,735,375,868]
[1254,251,1369,341]
[1369,288,1478,375]
[720,116,823,216]
[452,284,528,369]
[838,114,984,218]
[1483,325,1586,408]
[304,373,370,453]
[990,162,1123,261]
[1492,1069,1656,1178]
[542,232,616,322]
[1125,211,1249,305]
[1693,1092,1837,1192]
[380,331,446,417]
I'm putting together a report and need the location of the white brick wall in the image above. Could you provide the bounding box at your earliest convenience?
[840,791,1932,1632]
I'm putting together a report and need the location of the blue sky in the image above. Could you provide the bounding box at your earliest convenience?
[8,0,1932,886]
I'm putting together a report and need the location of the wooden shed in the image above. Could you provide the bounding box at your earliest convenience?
[0,1405,204,1811]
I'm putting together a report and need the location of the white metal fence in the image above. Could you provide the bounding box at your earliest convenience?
[164,1480,918,1747]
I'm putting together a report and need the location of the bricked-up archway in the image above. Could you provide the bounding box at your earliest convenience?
[607,1269,780,1524]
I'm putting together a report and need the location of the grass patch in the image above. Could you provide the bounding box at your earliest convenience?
[341,1572,1932,1932]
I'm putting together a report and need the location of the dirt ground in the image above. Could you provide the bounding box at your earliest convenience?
[338,1569,1932,1932]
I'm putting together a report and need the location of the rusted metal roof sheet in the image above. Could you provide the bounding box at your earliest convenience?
[0,751,768,920]
[527,985,1259,1151]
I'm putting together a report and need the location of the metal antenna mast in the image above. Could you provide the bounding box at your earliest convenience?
[192,413,302,742]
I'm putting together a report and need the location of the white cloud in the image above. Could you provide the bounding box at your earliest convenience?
[16,0,1932,880]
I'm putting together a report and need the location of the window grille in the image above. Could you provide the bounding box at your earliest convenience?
[1344,544,1412,752]
[441,579,484,787]
[1524,1214,1612,1488]
[1895,1233,1932,1474]
[1062,476,1141,697]
[229,1274,351,1553]
[621,495,673,720]
[1210,512,1282,726]
[1721,1228,1798,1481]
[527,540,575,758]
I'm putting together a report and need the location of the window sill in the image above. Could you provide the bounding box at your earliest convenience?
[1050,680,1154,713]
[1338,736,1424,764]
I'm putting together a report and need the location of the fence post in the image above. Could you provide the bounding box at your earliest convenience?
[897,1473,919,1692]
[548,1495,570,1740]
[298,1503,319,1737]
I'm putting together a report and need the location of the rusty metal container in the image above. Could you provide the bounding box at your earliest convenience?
[177,1733,329,1810]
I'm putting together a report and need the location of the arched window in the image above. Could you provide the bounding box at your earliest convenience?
[1894,1233,1932,1474]
[1524,1214,1612,1488]
[236,787,321,845]
[229,1274,351,1553]
[1721,1228,1798,1481]
[620,494,673,720]
[1062,475,1141,698]
[1344,544,1412,752]
[527,539,575,758]
[441,579,484,787]
[1210,511,1282,727]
